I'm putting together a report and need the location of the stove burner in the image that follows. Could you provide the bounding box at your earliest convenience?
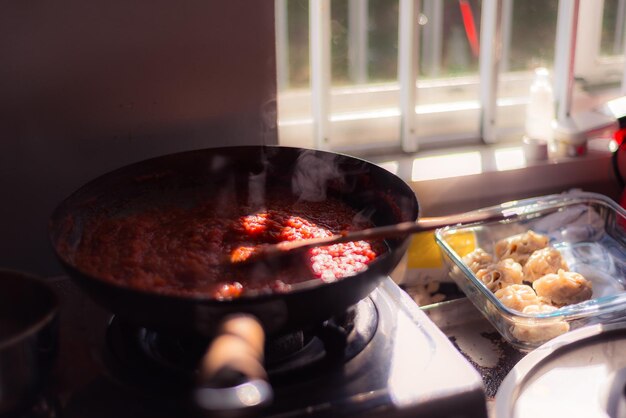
[102,297,378,393]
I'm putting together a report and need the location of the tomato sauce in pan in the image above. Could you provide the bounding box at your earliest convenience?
[69,194,385,299]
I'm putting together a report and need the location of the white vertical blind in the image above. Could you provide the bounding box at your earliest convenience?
[479,0,504,144]
[348,0,369,84]
[554,0,580,123]
[623,26,626,94]
[310,0,332,149]
[275,0,289,91]
[398,0,420,152]
[615,0,626,55]
[499,0,513,73]
[422,0,443,77]
[573,0,602,88]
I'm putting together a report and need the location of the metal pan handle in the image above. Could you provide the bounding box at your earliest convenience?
[193,314,273,416]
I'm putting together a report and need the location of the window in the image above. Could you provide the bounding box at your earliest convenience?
[276,0,625,155]
[577,0,625,86]
[602,0,626,57]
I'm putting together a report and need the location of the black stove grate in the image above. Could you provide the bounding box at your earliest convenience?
[102,297,378,394]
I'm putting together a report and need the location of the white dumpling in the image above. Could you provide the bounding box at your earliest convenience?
[522,303,558,315]
[523,247,568,282]
[494,230,549,265]
[494,284,541,312]
[533,269,592,306]
[475,258,523,291]
[511,304,570,343]
[462,248,494,273]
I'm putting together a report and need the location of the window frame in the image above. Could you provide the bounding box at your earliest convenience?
[275,0,625,155]
[575,0,626,87]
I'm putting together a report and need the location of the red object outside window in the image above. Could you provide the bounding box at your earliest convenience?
[615,128,626,146]
[459,0,479,57]
[615,128,626,209]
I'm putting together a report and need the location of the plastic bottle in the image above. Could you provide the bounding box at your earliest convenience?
[523,67,555,160]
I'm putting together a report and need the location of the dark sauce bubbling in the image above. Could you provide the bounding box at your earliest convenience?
[68,194,384,299]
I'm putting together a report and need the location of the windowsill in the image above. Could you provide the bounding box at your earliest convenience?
[367,137,622,216]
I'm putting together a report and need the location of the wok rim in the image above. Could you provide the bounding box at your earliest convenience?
[48,145,419,305]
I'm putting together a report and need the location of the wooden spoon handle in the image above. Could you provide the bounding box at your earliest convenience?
[263,207,513,255]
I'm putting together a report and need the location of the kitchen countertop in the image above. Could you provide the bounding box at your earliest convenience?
[418,296,528,417]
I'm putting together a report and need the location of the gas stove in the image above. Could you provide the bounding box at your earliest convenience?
[26,277,487,418]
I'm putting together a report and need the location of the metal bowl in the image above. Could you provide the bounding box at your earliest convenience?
[0,270,59,416]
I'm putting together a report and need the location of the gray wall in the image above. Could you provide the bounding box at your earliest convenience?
[0,1,277,275]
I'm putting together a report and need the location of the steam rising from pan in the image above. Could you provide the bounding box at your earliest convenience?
[208,155,239,215]
[248,166,267,209]
[289,149,378,225]
[291,150,344,202]
[247,146,280,209]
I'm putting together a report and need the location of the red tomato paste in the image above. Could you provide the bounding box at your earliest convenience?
[69,194,384,299]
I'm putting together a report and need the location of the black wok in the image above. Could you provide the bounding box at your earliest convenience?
[48,145,419,413]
